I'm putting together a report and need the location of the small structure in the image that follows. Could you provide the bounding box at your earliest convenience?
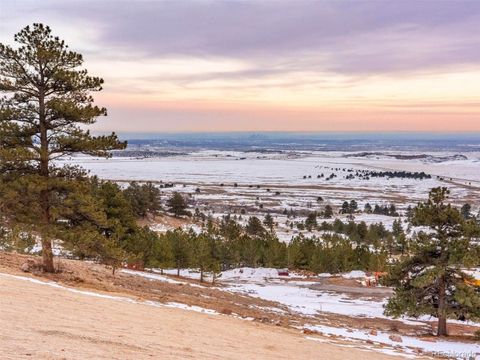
[123,261,144,271]
[363,271,387,287]
[277,268,289,276]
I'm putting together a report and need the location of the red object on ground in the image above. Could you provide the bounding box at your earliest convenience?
[277,269,289,276]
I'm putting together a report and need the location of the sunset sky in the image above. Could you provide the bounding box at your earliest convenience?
[1,0,480,133]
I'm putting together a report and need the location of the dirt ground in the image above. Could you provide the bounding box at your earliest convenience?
[311,277,394,300]
[0,266,403,360]
[0,253,426,336]
[0,252,477,359]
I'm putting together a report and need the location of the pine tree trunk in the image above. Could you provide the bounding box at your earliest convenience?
[177,267,180,276]
[437,275,448,336]
[38,85,55,273]
[41,237,55,273]
[40,185,54,272]
[200,268,204,283]
[437,316,447,336]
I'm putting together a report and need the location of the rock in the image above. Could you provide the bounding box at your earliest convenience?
[220,308,232,315]
[21,262,30,272]
[258,317,270,323]
[369,329,378,336]
[389,334,403,343]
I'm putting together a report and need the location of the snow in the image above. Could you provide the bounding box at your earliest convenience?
[341,270,366,279]
[305,324,480,359]
[318,273,332,278]
[217,268,480,328]
[156,267,305,283]
[465,268,480,280]
[30,240,67,256]
[163,302,218,315]
[121,269,204,288]
[61,150,480,209]
[220,267,304,280]
[224,281,385,317]
[142,266,388,318]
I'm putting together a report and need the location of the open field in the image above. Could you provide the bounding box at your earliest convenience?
[62,150,480,242]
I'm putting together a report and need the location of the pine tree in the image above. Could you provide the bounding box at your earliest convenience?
[323,204,333,218]
[460,203,472,220]
[349,200,358,212]
[152,235,174,274]
[246,216,265,237]
[124,181,161,218]
[192,233,213,283]
[364,203,372,213]
[304,212,317,231]
[167,192,188,217]
[340,201,350,214]
[263,213,274,232]
[168,229,191,276]
[0,24,125,272]
[384,188,480,336]
[392,219,408,254]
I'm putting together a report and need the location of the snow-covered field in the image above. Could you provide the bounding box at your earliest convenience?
[62,150,480,241]
[63,150,480,193]
[132,266,479,325]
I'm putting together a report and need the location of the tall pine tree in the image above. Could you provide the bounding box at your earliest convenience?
[384,188,480,336]
[0,24,125,272]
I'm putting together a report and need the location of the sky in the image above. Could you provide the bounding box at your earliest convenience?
[1,0,480,133]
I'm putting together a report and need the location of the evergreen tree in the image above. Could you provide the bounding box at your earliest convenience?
[168,229,191,275]
[167,192,188,217]
[364,203,372,213]
[263,213,275,232]
[384,188,480,336]
[323,204,333,218]
[340,201,350,214]
[349,200,358,212]
[152,235,174,273]
[460,203,472,220]
[356,221,368,242]
[305,212,317,231]
[392,219,408,254]
[0,24,125,272]
[191,233,218,283]
[246,216,265,237]
[99,238,127,275]
[389,204,398,216]
[124,182,161,218]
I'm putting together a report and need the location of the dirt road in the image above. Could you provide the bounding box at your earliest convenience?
[0,273,401,360]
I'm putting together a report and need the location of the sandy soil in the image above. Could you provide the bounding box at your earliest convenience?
[0,273,400,360]
[1,252,477,340]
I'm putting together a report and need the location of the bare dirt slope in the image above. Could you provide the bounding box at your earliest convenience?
[0,273,402,360]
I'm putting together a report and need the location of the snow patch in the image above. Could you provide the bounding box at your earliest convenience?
[305,324,480,359]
